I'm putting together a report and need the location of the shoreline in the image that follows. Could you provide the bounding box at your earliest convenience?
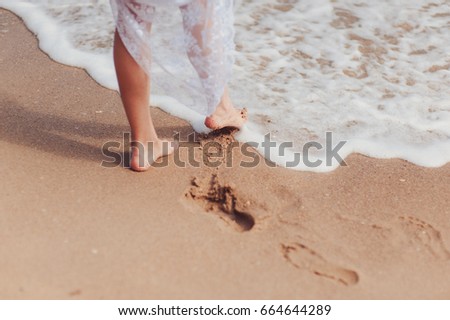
[1,9,450,299]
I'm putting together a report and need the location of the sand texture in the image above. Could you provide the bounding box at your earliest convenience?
[1,10,450,299]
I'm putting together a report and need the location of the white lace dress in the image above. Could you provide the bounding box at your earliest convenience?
[110,0,235,116]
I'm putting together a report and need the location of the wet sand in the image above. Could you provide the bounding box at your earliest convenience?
[1,9,449,299]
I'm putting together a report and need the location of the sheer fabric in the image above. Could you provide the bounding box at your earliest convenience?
[110,0,235,115]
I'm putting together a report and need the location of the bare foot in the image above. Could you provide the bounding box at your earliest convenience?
[204,88,247,130]
[130,139,176,172]
[205,106,247,131]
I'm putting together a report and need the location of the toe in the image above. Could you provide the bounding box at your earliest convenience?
[240,108,248,119]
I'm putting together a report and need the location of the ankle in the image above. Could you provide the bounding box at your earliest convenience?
[131,133,160,144]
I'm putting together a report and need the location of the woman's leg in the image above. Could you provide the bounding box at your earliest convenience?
[113,30,174,171]
[180,0,247,130]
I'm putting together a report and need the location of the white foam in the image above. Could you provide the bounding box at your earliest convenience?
[1,0,449,172]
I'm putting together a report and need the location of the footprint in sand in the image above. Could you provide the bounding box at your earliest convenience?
[399,215,450,260]
[184,174,255,232]
[281,243,359,286]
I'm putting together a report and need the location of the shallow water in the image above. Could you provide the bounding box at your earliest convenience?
[1,0,449,171]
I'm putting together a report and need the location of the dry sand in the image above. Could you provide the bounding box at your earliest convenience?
[1,9,450,299]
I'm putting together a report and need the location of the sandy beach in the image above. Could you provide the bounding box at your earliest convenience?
[1,9,450,299]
